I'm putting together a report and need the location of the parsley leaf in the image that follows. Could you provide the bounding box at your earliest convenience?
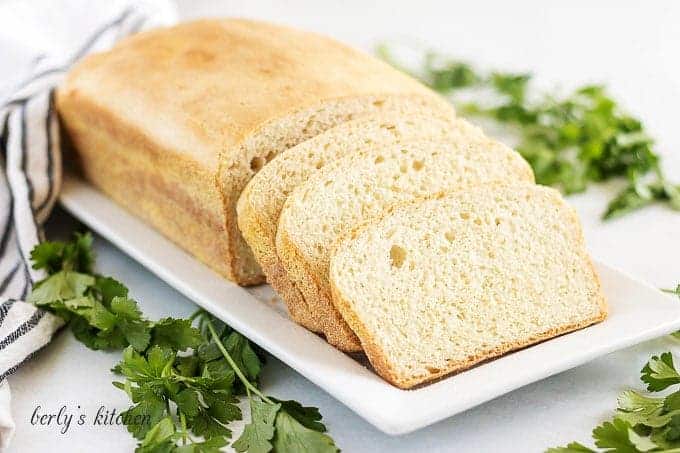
[28,234,152,351]
[379,46,680,220]
[545,443,596,453]
[233,398,280,453]
[28,233,338,452]
[94,276,129,304]
[123,390,167,440]
[137,417,175,451]
[592,418,648,453]
[271,398,327,432]
[642,352,680,391]
[31,232,95,274]
[272,410,339,453]
[150,318,202,351]
[548,351,680,452]
[28,271,94,308]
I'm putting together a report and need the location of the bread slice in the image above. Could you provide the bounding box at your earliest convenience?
[57,18,451,285]
[276,128,535,351]
[329,183,608,388]
[237,111,459,331]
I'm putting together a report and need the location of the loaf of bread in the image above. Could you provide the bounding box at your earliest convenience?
[57,18,451,285]
[237,111,459,331]
[58,18,607,389]
[276,130,535,351]
[329,183,608,388]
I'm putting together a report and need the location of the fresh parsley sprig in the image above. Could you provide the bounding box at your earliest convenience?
[377,45,680,220]
[548,351,680,452]
[29,232,153,351]
[28,233,339,452]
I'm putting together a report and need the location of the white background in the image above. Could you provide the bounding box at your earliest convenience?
[7,1,680,451]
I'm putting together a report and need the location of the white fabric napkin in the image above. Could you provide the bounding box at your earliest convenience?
[0,0,177,448]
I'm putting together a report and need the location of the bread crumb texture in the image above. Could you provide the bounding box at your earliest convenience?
[277,126,534,351]
[330,183,607,388]
[237,111,458,331]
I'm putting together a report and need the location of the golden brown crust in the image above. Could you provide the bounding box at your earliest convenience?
[276,223,362,351]
[57,91,237,279]
[236,191,318,329]
[58,18,443,286]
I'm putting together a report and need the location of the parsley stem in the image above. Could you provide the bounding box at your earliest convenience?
[188,308,204,322]
[180,412,187,445]
[205,318,272,403]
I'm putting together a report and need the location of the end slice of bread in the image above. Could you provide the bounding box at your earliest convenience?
[276,127,535,351]
[237,110,458,331]
[329,183,608,388]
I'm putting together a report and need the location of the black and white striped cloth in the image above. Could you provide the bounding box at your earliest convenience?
[0,0,176,447]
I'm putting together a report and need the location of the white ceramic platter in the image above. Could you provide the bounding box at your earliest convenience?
[59,174,680,435]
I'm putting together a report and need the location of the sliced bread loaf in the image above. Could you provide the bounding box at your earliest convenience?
[237,111,459,331]
[329,183,607,388]
[58,18,451,286]
[276,128,535,351]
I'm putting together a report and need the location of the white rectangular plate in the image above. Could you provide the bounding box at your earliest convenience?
[59,174,680,435]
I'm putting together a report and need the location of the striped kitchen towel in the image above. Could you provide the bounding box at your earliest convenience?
[0,0,176,447]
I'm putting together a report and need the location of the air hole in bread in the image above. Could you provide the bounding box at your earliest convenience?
[389,245,407,268]
[375,155,385,164]
[426,366,441,374]
[445,231,455,242]
[460,212,470,220]
[250,156,265,171]
[474,218,482,226]
[372,99,385,107]
[412,160,424,171]
[315,160,324,169]
[399,164,408,173]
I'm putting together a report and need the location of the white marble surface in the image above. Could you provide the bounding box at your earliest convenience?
[6,1,680,451]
